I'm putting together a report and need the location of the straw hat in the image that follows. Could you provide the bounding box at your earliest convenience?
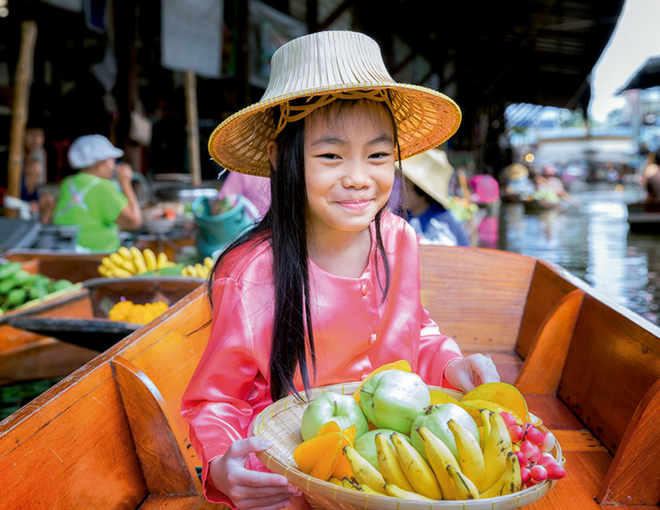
[401,148,454,209]
[504,163,529,181]
[208,31,462,177]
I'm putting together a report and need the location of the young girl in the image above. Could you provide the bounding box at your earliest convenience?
[182,31,500,510]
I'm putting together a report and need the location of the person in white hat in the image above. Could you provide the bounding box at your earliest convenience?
[181,31,499,509]
[399,148,470,246]
[52,134,142,252]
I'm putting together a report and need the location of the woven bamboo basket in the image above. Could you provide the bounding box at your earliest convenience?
[252,381,563,510]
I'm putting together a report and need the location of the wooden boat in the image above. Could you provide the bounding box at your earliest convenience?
[0,251,105,386]
[1,246,659,509]
[0,267,203,385]
[626,201,660,233]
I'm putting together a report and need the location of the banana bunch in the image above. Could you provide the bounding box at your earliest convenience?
[341,413,521,501]
[181,257,214,278]
[98,247,173,278]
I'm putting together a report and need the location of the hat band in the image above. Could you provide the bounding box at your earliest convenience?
[274,89,393,137]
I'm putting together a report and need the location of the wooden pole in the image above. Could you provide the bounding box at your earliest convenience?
[7,20,38,200]
[184,70,201,187]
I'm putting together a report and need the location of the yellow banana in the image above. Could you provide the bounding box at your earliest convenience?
[98,265,109,277]
[110,253,137,273]
[157,252,169,269]
[343,446,387,494]
[384,483,434,501]
[102,256,116,271]
[417,426,459,500]
[118,246,133,261]
[480,411,513,492]
[204,257,214,269]
[447,464,480,500]
[479,409,491,452]
[375,432,415,492]
[143,248,158,271]
[195,263,208,277]
[329,477,343,486]
[391,432,442,500]
[448,419,485,490]
[130,247,148,274]
[480,452,521,499]
[341,476,381,495]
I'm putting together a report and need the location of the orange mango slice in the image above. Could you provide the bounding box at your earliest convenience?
[293,424,357,481]
[429,389,462,406]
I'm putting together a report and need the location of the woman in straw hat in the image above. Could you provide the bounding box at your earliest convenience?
[399,148,470,246]
[182,31,499,509]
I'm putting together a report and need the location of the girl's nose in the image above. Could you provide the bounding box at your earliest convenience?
[343,162,371,188]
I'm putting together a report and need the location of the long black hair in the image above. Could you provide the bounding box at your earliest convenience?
[206,98,403,402]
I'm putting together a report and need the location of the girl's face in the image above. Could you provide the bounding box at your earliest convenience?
[303,102,395,240]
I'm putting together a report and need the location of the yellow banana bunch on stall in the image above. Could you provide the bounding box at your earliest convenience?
[181,257,215,279]
[98,248,175,278]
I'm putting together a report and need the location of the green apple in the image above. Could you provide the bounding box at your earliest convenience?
[300,392,369,441]
[354,428,411,469]
[359,369,430,434]
[410,403,480,462]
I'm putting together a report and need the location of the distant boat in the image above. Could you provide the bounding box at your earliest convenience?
[626,201,660,233]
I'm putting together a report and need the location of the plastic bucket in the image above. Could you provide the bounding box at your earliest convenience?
[192,195,258,259]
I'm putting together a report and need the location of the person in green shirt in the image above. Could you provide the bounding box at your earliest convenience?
[53,135,143,252]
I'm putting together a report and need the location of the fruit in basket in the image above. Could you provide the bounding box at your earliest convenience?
[353,428,407,469]
[293,421,356,481]
[410,403,480,463]
[108,300,168,324]
[480,451,522,498]
[481,411,514,492]
[352,360,411,403]
[181,258,214,278]
[448,419,485,490]
[343,445,387,494]
[461,382,531,425]
[446,463,480,499]
[416,426,460,500]
[391,432,442,499]
[375,432,415,492]
[384,483,434,500]
[0,262,74,313]
[300,392,368,442]
[359,369,430,434]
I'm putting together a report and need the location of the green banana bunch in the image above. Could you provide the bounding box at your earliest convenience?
[0,261,73,313]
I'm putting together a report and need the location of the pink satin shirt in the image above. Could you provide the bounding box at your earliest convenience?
[181,211,463,505]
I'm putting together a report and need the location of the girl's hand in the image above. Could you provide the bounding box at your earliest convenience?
[209,437,302,510]
[444,354,500,392]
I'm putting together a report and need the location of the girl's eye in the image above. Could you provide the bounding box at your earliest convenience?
[370,152,391,160]
[319,153,340,160]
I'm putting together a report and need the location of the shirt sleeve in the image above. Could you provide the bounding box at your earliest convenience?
[181,276,265,506]
[96,180,129,225]
[416,307,464,390]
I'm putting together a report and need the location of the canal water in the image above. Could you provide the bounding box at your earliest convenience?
[2,183,659,419]
[484,182,660,326]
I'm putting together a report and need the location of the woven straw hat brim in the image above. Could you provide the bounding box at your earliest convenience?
[209,83,461,177]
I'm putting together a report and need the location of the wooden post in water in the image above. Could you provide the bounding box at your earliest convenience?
[7,20,38,202]
[184,70,201,187]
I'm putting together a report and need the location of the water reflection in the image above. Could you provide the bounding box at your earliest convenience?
[493,184,660,325]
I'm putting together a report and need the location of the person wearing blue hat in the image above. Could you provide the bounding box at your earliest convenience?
[52,134,143,252]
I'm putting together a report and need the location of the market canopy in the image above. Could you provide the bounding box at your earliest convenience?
[618,56,660,92]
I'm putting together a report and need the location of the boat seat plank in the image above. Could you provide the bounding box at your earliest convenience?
[516,261,579,360]
[419,246,536,353]
[515,289,584,395]
[597,378,660,505]
[111,356,201,497]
